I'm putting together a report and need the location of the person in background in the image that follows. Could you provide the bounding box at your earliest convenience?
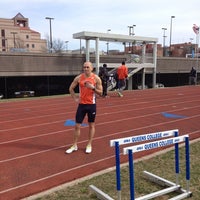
[66,61,103,154]
[116,61,128,97]
[189,67,197,85]
[99,63,109,97]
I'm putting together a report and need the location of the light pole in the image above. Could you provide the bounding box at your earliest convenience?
[162,28,167,56]
[128,26,133,53]
[169,16,175,56]
[131,25,136,53]
[106,29,111,54]
[190,38,194,56]
[10,32,17,48]
[80,39,82,54]
[132,25,136,36]
[45,17,54,53]
[128,25,133,35]
[65,41,69,53]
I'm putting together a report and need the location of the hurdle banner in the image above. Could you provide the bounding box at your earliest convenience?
[109,129,178,147]
[124,134,192,200]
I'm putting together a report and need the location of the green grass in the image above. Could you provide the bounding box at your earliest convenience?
[34,140,200,200]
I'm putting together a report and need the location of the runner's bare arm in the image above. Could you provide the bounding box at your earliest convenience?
[94,75,103,96]
[69,75,80,102]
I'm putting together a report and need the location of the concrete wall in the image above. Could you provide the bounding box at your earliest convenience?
[0,52,198,77]
[0,53,129,77]
[157,57,198,74]
[0,53,86,76]
[0,53,199,98]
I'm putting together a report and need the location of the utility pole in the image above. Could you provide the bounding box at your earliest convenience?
[45,17,54,53]
[162,28,167,56]
[106,29,111,54]
[65,41,69,53]
[128,26,133,53]
[169,16,175,56]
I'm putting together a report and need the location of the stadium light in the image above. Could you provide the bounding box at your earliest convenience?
[45,17,54,53]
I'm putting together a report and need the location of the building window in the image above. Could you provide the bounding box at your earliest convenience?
[26,44,29,48]
[32,44,35,48]
[1,29,5,37]
[2,39,6,51]
[2,39,6,46]
[26,35,29,39]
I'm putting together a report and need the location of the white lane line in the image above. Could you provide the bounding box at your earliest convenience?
[1,112,200,163]
[1,103,200,144]
[0,154,115,194]
[0,130,199,194]
[1,99,200,133]
[1,94,200,124]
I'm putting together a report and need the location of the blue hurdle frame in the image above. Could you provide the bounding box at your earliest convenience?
[110,129,179,200]
[124,135,191,200]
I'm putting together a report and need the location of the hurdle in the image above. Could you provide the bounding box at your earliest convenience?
[123,134,192,200]
[89,129,180,200]
[109,129,179,200]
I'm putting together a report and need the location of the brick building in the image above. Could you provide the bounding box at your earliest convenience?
[0,13,47,53]
[124,42,198,58]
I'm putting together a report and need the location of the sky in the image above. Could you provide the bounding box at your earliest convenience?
[1,0,199,51]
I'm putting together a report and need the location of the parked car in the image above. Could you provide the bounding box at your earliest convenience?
[155,83,165,88]
[15,91,35,98]
[148,83,165,89]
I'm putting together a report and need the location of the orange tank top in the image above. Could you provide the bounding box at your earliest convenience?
[117,65,128,79]
[79,73,96,104]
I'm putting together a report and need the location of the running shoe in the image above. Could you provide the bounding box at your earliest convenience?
[85,145,92,153]
[117,91,123,97]
[65,145,78,154]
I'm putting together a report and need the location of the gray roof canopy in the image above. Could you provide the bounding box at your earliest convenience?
[72,31,158,89]
[73,31,158,43]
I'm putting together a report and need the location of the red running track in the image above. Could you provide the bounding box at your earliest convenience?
[0,86,200,200]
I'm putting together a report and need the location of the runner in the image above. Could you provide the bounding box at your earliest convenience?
[66,61,103,154]
[116,61,128,97]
